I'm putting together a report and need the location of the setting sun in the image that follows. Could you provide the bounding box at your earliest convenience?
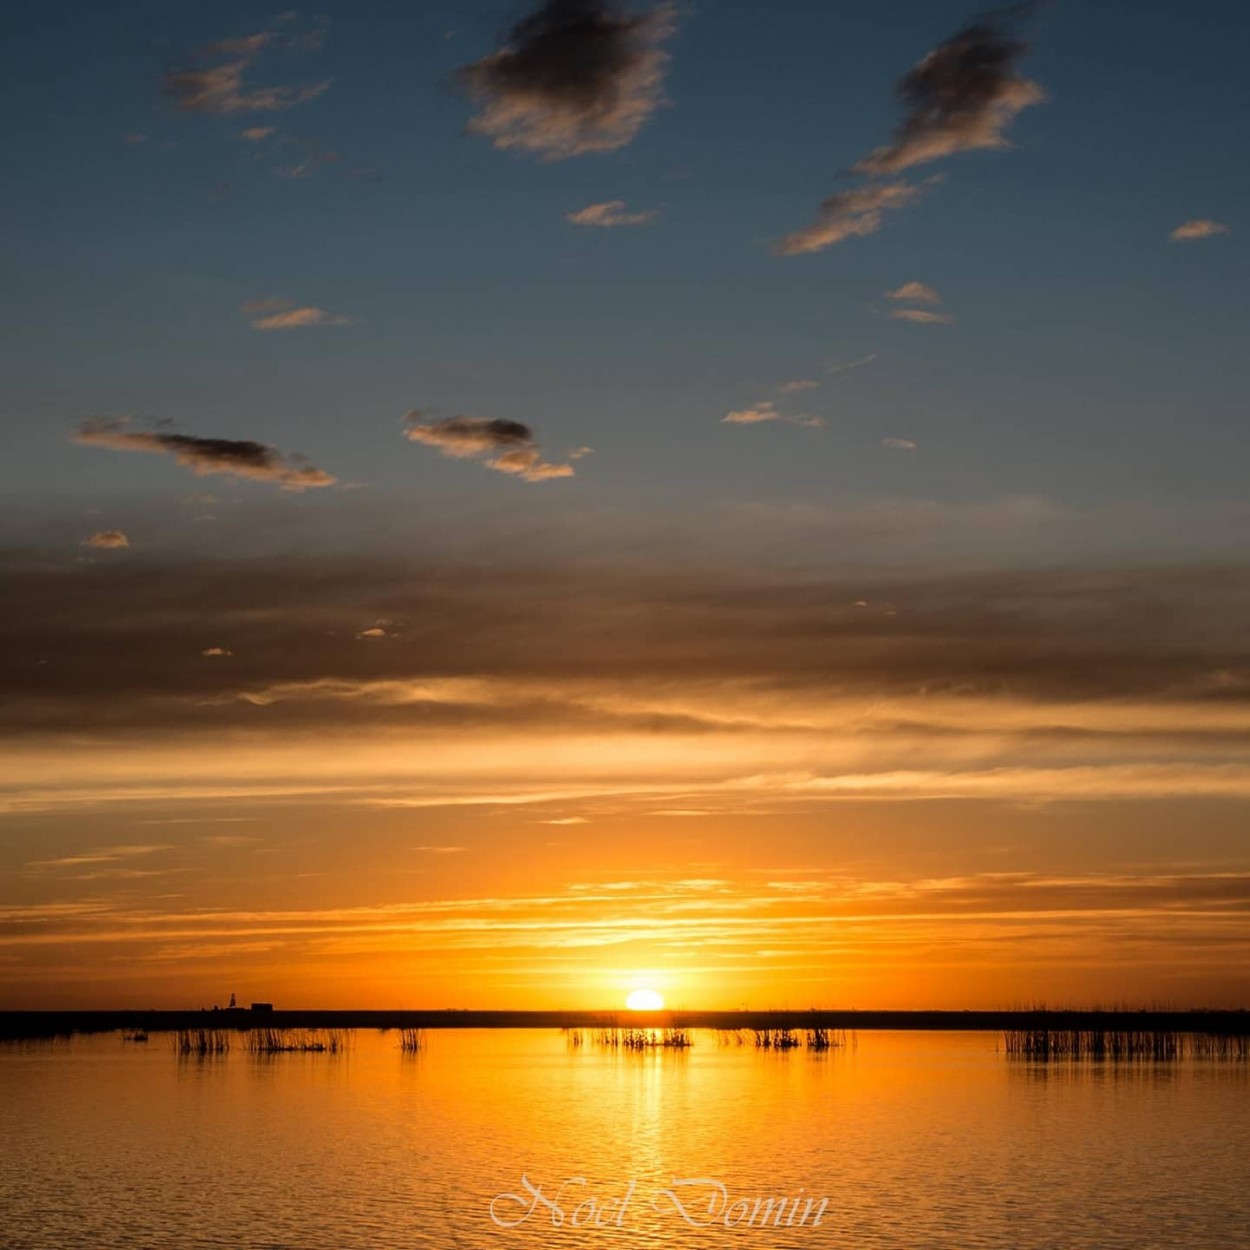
[625,989,665,1011]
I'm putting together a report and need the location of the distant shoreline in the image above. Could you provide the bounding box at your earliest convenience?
[2,1008,1247,1040]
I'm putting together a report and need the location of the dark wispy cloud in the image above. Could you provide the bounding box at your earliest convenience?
[403,413,578,482]
[6,556,1250,740]
[777,180,935,255]
[81,530,130,550]
[162,28,330,115]
[72,419,336,491]
[782,10,1043,255]
[241,297,350,330]
[458,0,678,159]
[1170,219,1230,242]
[853,14,1044,175]
[565,199,656,226]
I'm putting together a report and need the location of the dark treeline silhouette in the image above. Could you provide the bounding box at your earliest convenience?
[2,1008,1248,1042]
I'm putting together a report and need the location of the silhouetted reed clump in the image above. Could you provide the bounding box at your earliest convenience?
[714,1022,848,1052]
[753,1026,801,1050]
[1005,1028,1249,1062]
[398,1027,426,1053]
[243,1027,344,1055]
[595,1026,692,1051]
[121,1029,149,1043]
[173,1028,230,1056]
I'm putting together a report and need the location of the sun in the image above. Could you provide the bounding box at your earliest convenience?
[625,988,665,1011]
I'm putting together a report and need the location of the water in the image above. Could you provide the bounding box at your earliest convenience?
[2,1030,1248,1250]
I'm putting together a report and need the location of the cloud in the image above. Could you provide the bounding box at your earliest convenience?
[782,13,1042,255]
[890,309,954,325]
[403,413,578,482]
[73,418,336,491]
[82,531,130,550]
[778,380,820,394]
[239,126,277,142]
[565,199,656,227]
[11,554,1250,831]
[853,16,1045,176]
[242,298,349,330]
[776,180,933,256]
[458,0,678,158]
[882,437,917,451]
[722,402,780,425]
[723,401,823,429]
[273,143,341,180]
[1170,219,1230,242]
[202,647,233,658]
[827,353,879,376]
[886,281,941,305]
[162,29,329,115]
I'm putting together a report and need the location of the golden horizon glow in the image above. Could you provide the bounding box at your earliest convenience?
[625,988,665,1011]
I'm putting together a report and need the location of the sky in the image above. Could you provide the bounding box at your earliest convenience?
[1,0,1249,1010]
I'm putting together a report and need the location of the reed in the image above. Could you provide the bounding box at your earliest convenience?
[242,1027,345,1055]
[594,1026,692,1051]
[753,1026,801,1050]
[121,1029,149,1043]
[172,1028,230,1056]
[398,1027,426,1053]
[1004,1028,1250,1062]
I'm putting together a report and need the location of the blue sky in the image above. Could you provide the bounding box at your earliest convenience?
[2,0,1246,526]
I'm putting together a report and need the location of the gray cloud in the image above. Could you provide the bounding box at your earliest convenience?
[782,11,1043,254]
[853,14,1044,175]
[458,0,677,158]
[403,413,577,482]
[73,419,336,491]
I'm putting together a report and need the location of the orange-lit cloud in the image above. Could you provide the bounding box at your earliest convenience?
[566,200,655,227]
[890,308,953,325]
[81,530,130,549]
[1170,219,1230,242]
[404,413,578,481]
[242,297,350,329]
[777,180,932,255]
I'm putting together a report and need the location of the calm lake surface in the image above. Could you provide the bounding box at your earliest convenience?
[2,1029,1248,1250]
